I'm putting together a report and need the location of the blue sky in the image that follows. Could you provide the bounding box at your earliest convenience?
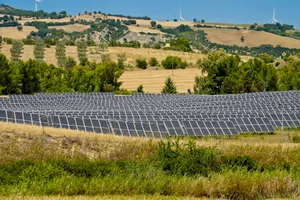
[2,0,300,28]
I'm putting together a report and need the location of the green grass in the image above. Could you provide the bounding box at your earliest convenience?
[1,126,300,199]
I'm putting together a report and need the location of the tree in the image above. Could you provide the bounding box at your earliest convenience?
[162,77,177,94]
[137,85,144,93]
[20,59,41,94]
[241,36,245,43]
[10,40,24,63]
[17,25,23,31]
[34,38,45,62]
[150,21,157,28]
[174,19,178,22]
[157,24,162,29]
[0,53,11,94]
[152,43,161,49]
[117,53,127,69]
[201,19,205,23]
[101,54,111,63]
[194,76,214,94]
[193,18,198,23]
[149,57,158,67]
[77,41,88,66]
[66,56,77,70]
[136,59,148,69]
[99,41,108,52]
[0,36,2,49]
[170,38,192,52]
[259,53,274,63]
[55,41,67,68]
[162,56,187,69]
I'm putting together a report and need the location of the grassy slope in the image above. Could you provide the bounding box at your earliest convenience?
[1,122,300,199]
[202,28,300,48]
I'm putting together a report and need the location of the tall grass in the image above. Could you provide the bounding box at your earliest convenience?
[1,122,300,199]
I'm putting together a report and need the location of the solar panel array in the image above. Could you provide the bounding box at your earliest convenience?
[0,91,299,138]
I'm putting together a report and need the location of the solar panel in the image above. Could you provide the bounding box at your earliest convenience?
[1,91,300,137]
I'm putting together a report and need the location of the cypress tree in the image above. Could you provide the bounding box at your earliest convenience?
[10,40,24,63]
[56,41,67,68]
[162,77,177,94]
[77,41,88,66]
[34,39,45,62]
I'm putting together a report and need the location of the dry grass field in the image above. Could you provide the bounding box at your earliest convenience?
[128,25,165,34]
[202,29,300,48]
[0,26,38,39]
[49,24,89,33]
[120,68,201,93]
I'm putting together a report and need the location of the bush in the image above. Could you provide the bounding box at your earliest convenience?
[259,53,274,63]
[157,24,162,29]
[152,43,161,49]
[136,59,147,69]
[156,140,220,176]
[149,57,158,67]
[137,85,144,93]
[292,135,300,143]
[66,56,77,70]
[161,56,187,69]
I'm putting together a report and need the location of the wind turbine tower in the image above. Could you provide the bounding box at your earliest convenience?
[35,0,43,12]
[179,5,185,21]
[269,6,279,24]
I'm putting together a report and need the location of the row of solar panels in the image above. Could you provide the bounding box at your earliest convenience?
[7,91,300,100]
[0,110,279,138]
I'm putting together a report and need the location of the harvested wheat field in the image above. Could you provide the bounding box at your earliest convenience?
[203,29,300,48]
[128,25,165,34]
[136,20,194,29]
[49,24,89,33]
[120,68,201,93]
[0,26,38,39]
[0,45,203,66]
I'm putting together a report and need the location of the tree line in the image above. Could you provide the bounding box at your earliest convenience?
[193,49,300,94]
[0,4,68,19]
[0,53,124,95]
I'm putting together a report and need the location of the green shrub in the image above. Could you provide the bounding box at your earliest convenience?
[136,59,148,69]
[221,155,260,171]
[152,43,161,49]
[292,135,300,143]
[115,89,131,95]
[149,57,158,67]
[155,140,220,176]
[137,85,144,93]
[161,56,187,69]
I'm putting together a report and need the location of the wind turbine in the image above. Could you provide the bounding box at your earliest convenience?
[268,6,279,24]
[179,5,185,21]
[35,0,44,12]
